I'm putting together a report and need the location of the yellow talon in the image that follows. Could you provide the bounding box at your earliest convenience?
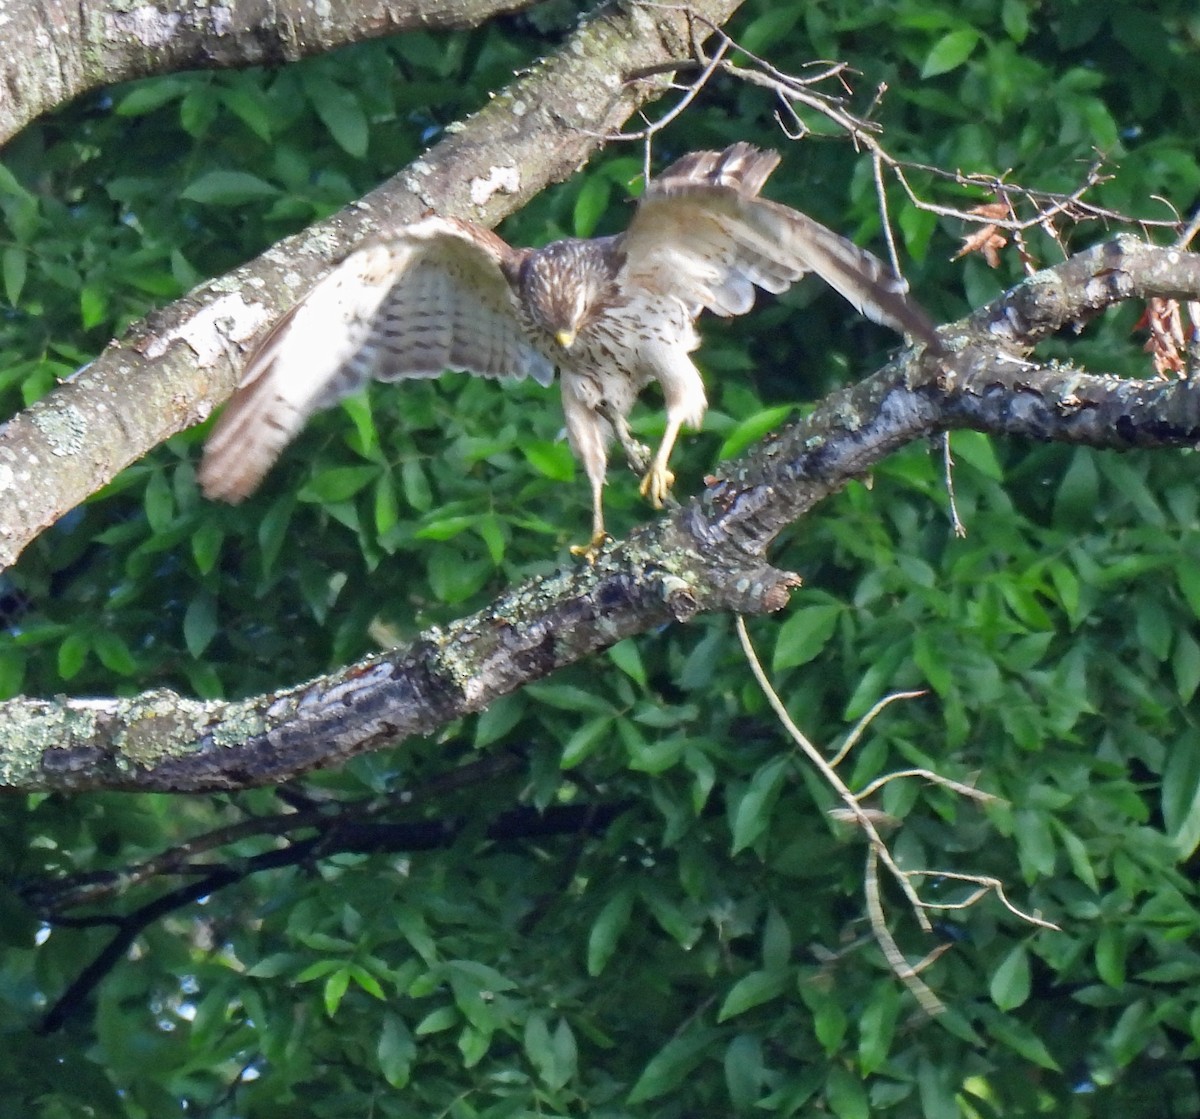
[570,530,611,564]
[638,464,675,509]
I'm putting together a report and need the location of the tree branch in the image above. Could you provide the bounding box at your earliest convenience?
[4,237,1198,793]
[34,796,630,1033]
[0,0,745,571]
[0,0,544,146]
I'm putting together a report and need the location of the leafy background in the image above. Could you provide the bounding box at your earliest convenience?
[3,0,1200,1115]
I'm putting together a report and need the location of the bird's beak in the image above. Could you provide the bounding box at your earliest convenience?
[555,328,576,349]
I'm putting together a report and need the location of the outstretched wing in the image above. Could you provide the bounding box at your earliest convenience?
[617,142,938,347]
[199,216,554,503]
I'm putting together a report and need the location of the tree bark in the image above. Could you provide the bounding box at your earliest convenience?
[0,0,745,571]
[0,0,542,145]
[3,237,1198,794]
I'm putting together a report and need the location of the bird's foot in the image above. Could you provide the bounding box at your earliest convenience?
[638,463,675,509]
[570,530,611,564]
[623,440,652,476]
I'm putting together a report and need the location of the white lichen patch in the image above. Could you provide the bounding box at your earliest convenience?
[104,6,182,48]
[469,165,521,207]
[207,703,267,747]
[31,403,87,456]
[142,293,270,363]
[112,689,200,768]
[0,703,105,787]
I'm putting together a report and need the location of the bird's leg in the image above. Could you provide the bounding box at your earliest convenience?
[638,416,682,509]
[638,352,706,510]
[569,478,609,563]
[604,406,650,476]
[563,388,611,562]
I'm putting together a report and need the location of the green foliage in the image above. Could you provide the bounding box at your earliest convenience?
[4,1,1200,1117]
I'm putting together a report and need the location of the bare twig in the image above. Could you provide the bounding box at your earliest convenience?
[735,617,931,927]
[735,615,1055,1013]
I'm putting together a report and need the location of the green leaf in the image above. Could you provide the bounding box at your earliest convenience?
[717,404,794,460]
[3,245,26,306]
[426,550,490,605]
[190,520,223,575]
[948,431,1004,480]
[1162,730,1200,858]
[588,888,635,977]
[718,968,789,1022]
[773,603,841,671]
[244,953,299,978]
[522,439,575,481]
[724,1033,763,1113]
[825,1063,869,1119]
[739,6,801,55]
[299,465,380,504]
[917,1057,958,1119]
[1013,808,1056,879]
[79,284,107,330]
[989,944,1031,1010]
[257,496,294,576]
[1051,820,1099,892]
[628,1030,716,1104]
[921,29,981,78]
[0,648,22,701]
[378,1014,416,1089]
[183,592,218,658]
[181,170,280,205]
[115,79,189,116]
[349,964,387,1000]
[1095,926,1127,987]
[814,997,848,1053]
[374,473,400,537]
[323,968,351,1016]
[1002,0,1031,42]
[220,85,274,142]
[573,174,611,238]
[304,73,369,157]
[761,905,791,973]
[731,757,789,853]
[857,981,901,1074]
[401,459,433,511]
[607,638,647,687]
[91,631,138,676]
[984,1009,1061,1070]
[414,1006,457,1035]
[524,1015,577,1090]
[561,717,613,769]
[1174,631,1200,703]
[143,469,174,532]
[57,633,89,681]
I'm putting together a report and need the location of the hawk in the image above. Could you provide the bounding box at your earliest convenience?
[199,143,938,555]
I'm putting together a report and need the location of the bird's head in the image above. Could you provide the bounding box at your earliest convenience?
[518,239,621,351]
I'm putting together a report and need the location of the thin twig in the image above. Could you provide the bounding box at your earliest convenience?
[865,847,946,1015]
[828,689,927,769]
[735,616,932,929]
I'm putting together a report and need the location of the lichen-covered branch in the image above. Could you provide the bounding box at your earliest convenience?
[0,0,745,572]
[696,236,1200,553]
[5,238,1200,794]
[0,0,542,146]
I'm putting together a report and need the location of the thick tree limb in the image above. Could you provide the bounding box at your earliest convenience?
[0,0,745,571]
[0,0,542,146]
[3,237,1198,794]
